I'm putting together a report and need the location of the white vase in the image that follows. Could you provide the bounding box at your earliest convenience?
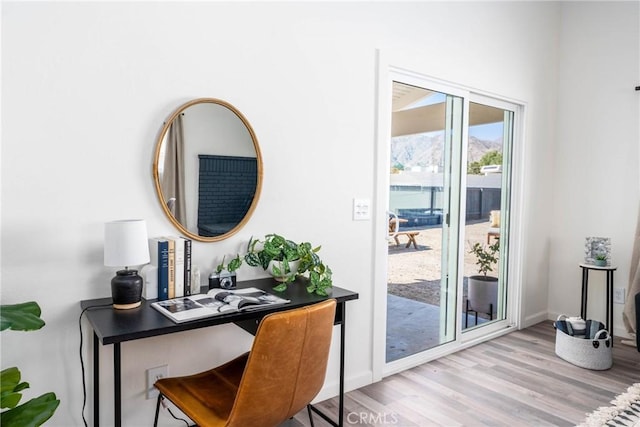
[268,259,300,282]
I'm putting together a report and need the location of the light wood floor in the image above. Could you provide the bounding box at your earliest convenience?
[290,321,640,427]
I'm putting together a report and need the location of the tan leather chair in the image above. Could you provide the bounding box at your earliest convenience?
[153,299,337,427]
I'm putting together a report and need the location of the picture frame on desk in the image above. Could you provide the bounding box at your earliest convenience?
[584,236,611,266]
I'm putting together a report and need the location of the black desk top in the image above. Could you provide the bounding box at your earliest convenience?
[81,278,359,345]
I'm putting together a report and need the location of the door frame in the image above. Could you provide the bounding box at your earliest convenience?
[372,50,527,381]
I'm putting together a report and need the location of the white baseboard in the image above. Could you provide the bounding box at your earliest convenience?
[523,310,549,328]
[313,371,373,403]
[615,325,632,340]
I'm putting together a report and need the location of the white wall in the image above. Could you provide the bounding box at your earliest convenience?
[549,1,640,336]
[1,2,636,426]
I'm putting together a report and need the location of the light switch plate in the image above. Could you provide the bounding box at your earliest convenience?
[614,288,625,304]
[353,198,371,221]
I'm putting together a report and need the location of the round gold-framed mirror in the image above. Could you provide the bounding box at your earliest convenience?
[153,98,263,242]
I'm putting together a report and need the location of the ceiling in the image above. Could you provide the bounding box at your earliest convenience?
[392,82,505,137]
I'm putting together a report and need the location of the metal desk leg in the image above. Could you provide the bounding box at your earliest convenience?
[308,302,346,427]
[581,267,588,319]
[114,343,121,427]
[339,302,345,427]
[93,333,100,427]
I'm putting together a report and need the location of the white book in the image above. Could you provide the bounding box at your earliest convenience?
[151,287,290,324]
[169,237,186,298]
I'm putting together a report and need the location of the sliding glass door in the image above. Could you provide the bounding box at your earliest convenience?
[461,99,514,333]
[385,76,518,366]
[386,82,462,361]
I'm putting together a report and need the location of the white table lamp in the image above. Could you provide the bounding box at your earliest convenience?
[104,219,150,309]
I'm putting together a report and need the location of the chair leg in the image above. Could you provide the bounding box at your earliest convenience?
[154,394,162,427]
[307,404,315,427]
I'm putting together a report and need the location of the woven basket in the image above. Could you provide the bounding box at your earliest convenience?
[554,315,612,370]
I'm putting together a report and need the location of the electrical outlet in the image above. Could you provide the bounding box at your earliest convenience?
[146,365,168,399]
[614,288,626,304]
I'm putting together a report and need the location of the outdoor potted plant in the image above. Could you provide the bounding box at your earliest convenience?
[235,234,333,296]
[467,240,500,319]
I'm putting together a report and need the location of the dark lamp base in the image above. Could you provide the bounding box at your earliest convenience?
[111,269,143,310]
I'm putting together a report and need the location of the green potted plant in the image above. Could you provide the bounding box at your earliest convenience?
[467,240,500,318]
[594,253,608,267]
[1,301,60,426]
[470,240,500,278]
[241,234,333,296]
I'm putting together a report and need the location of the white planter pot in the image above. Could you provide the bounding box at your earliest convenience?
[467,275,498,315]
[268,259,300,282]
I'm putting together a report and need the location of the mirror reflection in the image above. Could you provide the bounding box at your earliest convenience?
[153,98,262,242]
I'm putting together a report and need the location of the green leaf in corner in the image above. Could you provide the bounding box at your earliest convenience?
[1,392,60,427]
[0,303,59,426]
[1,367,21,393]
[1,392,23,410]
[0,302,45,332]
[1,367,30,410]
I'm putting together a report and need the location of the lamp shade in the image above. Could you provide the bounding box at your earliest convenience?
[104,220,150,267]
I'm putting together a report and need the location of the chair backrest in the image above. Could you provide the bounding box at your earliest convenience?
[489,210,500,228]
[226,299,337,427]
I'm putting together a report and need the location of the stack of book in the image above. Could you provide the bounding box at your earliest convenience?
[145,236,193,301]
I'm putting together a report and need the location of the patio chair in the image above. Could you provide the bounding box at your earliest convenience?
[486,210,500,244]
